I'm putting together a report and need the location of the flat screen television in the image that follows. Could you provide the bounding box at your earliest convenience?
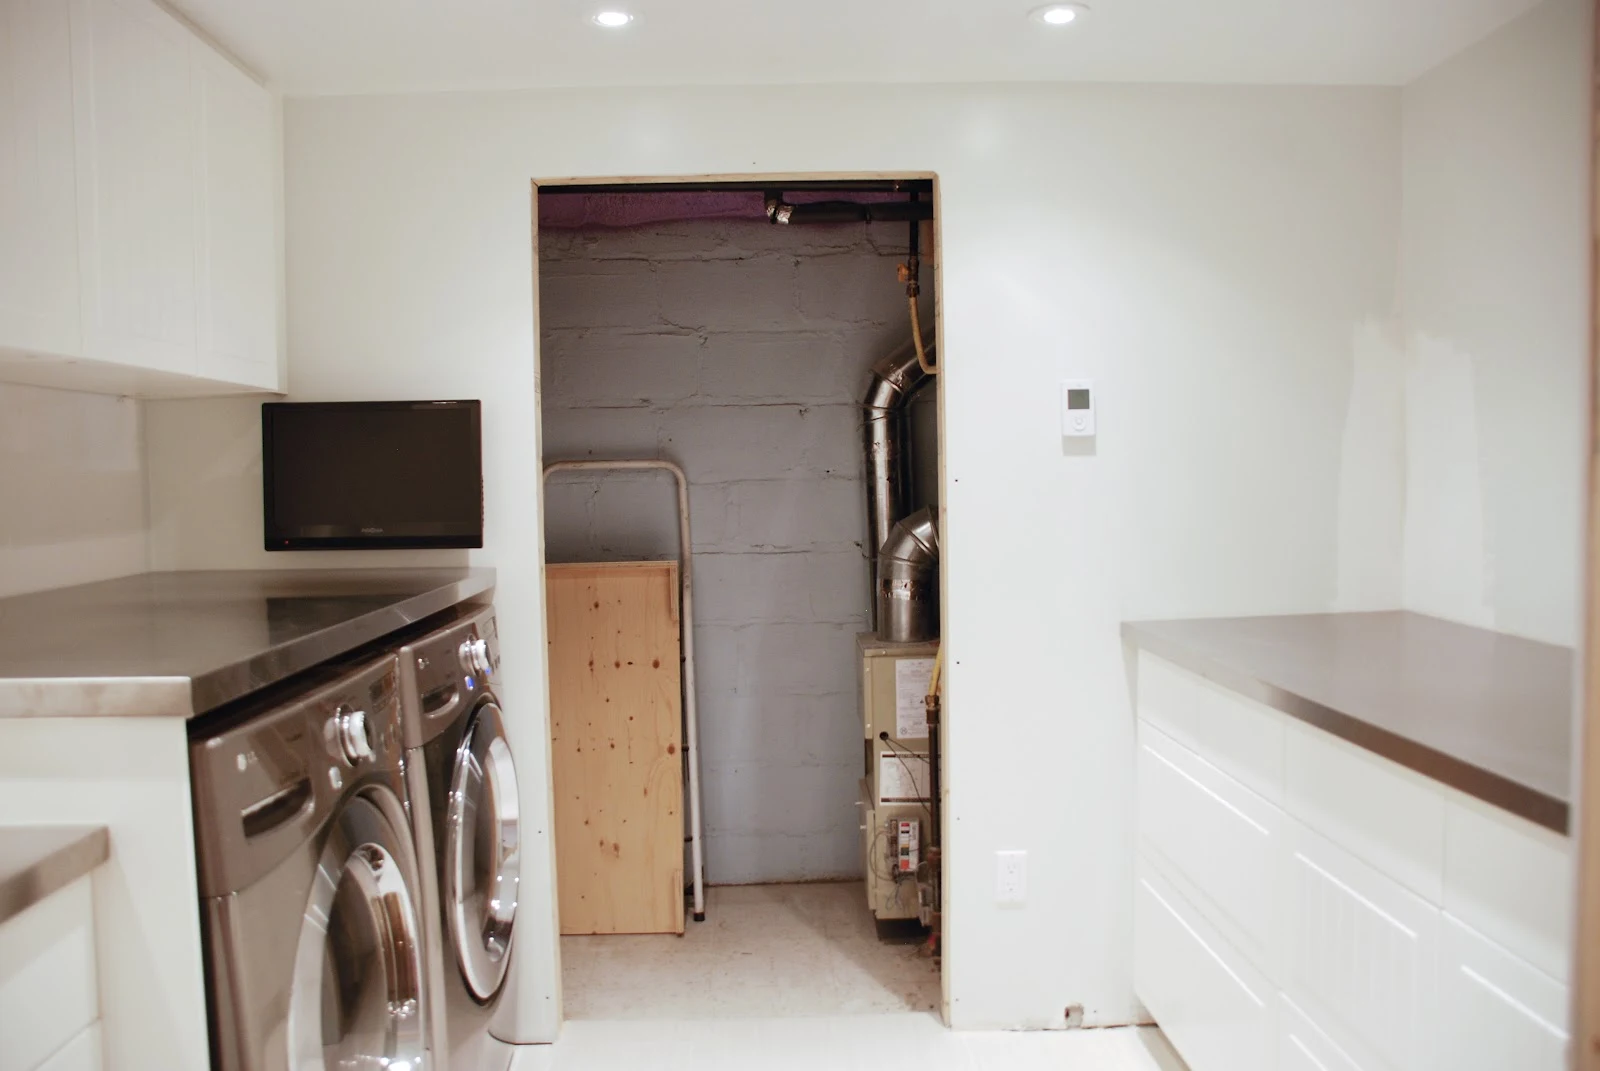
[262,400,483,550]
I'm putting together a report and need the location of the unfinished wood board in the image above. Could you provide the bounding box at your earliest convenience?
[547,561,685,935]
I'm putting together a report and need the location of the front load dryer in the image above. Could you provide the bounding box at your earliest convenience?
[190,653,434,1071]
[398,605,521,1071]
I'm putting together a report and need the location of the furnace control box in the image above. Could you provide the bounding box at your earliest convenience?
[858,633,938,922]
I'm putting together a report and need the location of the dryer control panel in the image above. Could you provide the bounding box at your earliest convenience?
[397,605,499,751]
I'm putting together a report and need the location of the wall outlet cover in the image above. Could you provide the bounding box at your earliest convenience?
[996,849,1027,904]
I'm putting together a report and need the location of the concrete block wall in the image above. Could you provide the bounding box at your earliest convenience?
[538,217,935,884]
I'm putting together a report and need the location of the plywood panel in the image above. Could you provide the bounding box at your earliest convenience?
[547,561,685,935]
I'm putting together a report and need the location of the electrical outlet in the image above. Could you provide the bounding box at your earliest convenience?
[996,850,1027,904]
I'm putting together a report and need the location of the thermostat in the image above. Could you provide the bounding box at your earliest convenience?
[1061,380,1095,437]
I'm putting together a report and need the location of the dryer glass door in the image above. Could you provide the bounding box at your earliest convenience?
[290,793,427,1069]
[447,699,521,1001]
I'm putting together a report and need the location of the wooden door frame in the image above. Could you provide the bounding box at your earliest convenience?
[529,172,953,1024]
[1575,6,1600,1066]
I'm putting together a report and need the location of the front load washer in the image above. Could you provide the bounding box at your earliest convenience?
[398,605,520,1070]
[190,653,434,1071]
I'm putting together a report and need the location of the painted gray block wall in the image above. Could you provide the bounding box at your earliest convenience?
[538,218,935,884]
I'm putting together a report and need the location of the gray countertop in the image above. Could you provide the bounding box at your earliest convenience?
[0,826,110,925]
[1122,611,1574,833]
[0,568,495,718]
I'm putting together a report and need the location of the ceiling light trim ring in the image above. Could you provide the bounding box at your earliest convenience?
[1031,3,1089,26]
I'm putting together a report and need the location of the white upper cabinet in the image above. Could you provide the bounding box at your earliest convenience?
[193,43,277,390]
[0,0,83,359]
[74,0,198,377]
[0,0,280,396]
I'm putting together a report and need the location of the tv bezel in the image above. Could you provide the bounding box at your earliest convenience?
[261,400,484,551]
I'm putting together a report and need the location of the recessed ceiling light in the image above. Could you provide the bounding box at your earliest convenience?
[1031,4,1086,26]
[592,10,634,28]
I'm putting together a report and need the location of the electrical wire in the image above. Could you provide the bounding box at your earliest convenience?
[866,821,916,909]
[879,732,933,829]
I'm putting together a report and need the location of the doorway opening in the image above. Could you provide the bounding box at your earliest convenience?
[533,176,947,1022]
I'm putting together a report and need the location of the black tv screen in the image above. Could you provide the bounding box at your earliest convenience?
[262,400,483,550]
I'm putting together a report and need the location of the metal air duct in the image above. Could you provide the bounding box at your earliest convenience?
[863,334,935,628]
[877,506,940,643]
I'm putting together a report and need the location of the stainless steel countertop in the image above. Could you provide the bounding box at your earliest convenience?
[0,568,495,718]
[1122,611,1574,833]
[0,826,110,926]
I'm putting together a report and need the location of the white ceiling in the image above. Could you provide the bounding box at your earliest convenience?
[168,0,1547,97]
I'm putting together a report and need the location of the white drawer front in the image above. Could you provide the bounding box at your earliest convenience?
[1443,794,1572,983]
[0,876,98,1071]
[1137,654,1285,804]
[1437,914,1568,1071]
[1135,860,1275,1071]
[1139,720,1283,966]
[1284,720,1445,903]
[1284,824,1439,1071]
[1279,994,1371,1071]
[37,1023,103,1071]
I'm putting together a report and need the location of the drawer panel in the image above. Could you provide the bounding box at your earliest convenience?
[37,1023,103,1071]
[1135,859,1275,1071]
[1443,794,1572,983]
[1283,823,1439,1071]
[1139,720,1283,966]
[1136,654,1285,804]
[1279,994,1371,1071]
[1284,719,1445,903]
[0,876,98,1071]
[1437,914,1567,1071]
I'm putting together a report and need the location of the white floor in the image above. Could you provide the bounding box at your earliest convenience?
[507,1019,1188,1071]
[561,882,941,1019]
[527,881,1188,1069]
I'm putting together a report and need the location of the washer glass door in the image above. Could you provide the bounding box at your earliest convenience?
[290,793,427,1070]
[448,699,521,1001]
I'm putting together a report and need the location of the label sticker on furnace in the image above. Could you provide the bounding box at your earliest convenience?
[894,657,936,738]
[879,751,931,804]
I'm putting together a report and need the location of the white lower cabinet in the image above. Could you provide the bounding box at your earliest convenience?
[1437,915,1569,1071]
[0,876,101,1071]
[1136,860,1275,1071]
[1278,995,1369,1071]
[1138,721,1282,968]
[36,1025,102,1071]
[1282,823,1439,1071]
[1134,657,1574,1071]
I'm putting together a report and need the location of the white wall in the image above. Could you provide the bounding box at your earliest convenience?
[1395,0,1591,646]
[137,81,1405,1037]
[539,219,931,884]
[0,383,147,596]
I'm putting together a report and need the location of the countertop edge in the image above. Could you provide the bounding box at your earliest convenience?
[0,826,111,926]
[1121,621,1570,836]
[0,677,194,719]
[187,569,497,713]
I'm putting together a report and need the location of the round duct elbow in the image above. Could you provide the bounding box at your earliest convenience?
[877,506,940,643]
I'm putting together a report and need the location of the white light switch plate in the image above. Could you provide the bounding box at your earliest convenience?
[996,850,1027,904]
